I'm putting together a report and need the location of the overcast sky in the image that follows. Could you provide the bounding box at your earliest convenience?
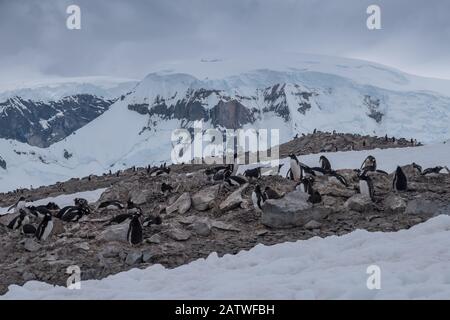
[1,0,450,82]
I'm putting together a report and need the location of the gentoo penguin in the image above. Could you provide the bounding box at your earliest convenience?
[21,224,37,236]
[251,185,267,212]
[288,154,302,181]
[142,215,162,227]
[126,200,141,214]
[74,198,89,208]
[7,196,26,213]
[358,171,375,201]
[393,166,408,191]
[296,177,313,193]
[35,213,54,241]
[7,209,30,230]
[224,175,248,187]
[412,162,423,174]
[161,183,174,194]
[57,199,91,222]
[244,167,262,180]
[264,186,283,200]
[296,177,321,204]
[213,168,231,181]
[422,166,445,176]
[361,155,377,172]
[319,156,332,173]
[28,205,51,219]
[127,214,143,245]
[97,200,125,210]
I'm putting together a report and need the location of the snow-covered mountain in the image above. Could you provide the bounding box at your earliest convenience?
[1,53,450,192]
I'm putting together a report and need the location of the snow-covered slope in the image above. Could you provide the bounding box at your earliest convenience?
[3,214,450,299]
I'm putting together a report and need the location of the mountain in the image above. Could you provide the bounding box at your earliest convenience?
[1,53,450,192]
[0,77,138,147]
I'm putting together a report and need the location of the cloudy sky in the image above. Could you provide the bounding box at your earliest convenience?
[1,0,450,82]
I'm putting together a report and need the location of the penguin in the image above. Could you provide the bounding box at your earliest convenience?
[213,168,231,181]
[288,154,302,181]
[244,167,262,180]
[319,155,332,173]
[28,205,51,219]
[35,213,54,241]
[412,162,423,174]
[393,166,408,191]
[142,215,162,227]
[296,177,321,204]
[97,200,125,210]
[74,198,89,208]
[127,214,143,245]
[21,224,37,236]
[126,200,141,214]
[358,171,374,201]
[224,175,248,187]
[361,155,377,172]
[7,196,26,213]
[57,199,91,222]
[161,183,174,194]
[422,166,445,176]
[7,209,30,230]
[264,186,283,199]
[251,185,267,212]
[296,177,312,193]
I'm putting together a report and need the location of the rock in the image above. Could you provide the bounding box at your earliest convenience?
[344,194,374,212]
[0,213,18,227]
[52,219,65,236]
[125,251,143,265]
[256,229,268,236]
[22,271,36,282]
[166,228,191,241]
[166,193,191,214]
[261,190,316,228]
[142,250,153,263]
[405,198,442,215]
[146,234,161,244]
[211,221,240,232]
[219,183,248,211]
[98,223,129,242]
[191,219,212,236]
[129,188,151,205]
[191,185,219,211]
[75,242,90,251]
[384,194,407,213]
[24,239,41,252]
[305,220,322,230]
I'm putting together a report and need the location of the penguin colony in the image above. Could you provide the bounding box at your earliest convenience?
[3,144,448,246]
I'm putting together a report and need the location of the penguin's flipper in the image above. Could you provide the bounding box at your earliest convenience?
[331,173,349,187]
[375,169,389,175]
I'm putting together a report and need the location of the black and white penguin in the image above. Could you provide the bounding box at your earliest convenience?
[224,175,248,187]
[244,167,262,180]
[127,214,143,245]
[288,154,302,181]
[412,162,423,174]
[319,156,332,173]
[126,200,141,214]
[296,177,313,193]
[7,196,26,214]
[358,171,375,201]
[7,209,30,230]
[251,185,267,212]
[296,177,321,204]
[97,200,125,210]
[28,205,51,219]
[21,224,37,236]
[422,166,445,176]
[161,183,174,194]
[57,199,91,222]
[213,168,232,181]
[264,186,283,200]
[35,213,54,241]
[393,166,408,191]
[142,215,162,227]
[74,198,89,208]
[361,155,377,172]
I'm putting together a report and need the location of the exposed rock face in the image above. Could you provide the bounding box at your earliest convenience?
[219,184,248,211]
[0,95,114,147]
[166,193,191,214]
[405,197,443,215]
[191,185,219,211]
[344,194,374,212]
[384,194,407,213]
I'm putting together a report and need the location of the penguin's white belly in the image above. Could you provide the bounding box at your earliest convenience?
[251,192,261,211]
[290,160,301,181]
[41,221,54,240]
[359,180,370,197]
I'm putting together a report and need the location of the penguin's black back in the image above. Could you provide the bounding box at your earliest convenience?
[394,166,408,191]
[128,216,143,245]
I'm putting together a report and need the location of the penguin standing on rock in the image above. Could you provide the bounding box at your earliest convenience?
[393,166,408,191]
[422,166,447,176]
[319,156,332,173]
[288,154,302,181]
[361,156,377,172]
[7,209,30,230]
[35,213,54,241]
[358,171,374,201]
[251,185,267,212]
[127,214,143,245]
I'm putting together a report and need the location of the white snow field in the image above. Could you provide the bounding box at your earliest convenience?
[2,214,450,300]
[0,188,106,216]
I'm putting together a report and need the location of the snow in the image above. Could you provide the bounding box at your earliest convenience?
[3,214,450,300]
[0,188,106,216]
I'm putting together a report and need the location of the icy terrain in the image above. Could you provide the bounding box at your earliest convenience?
[3,214,450,300]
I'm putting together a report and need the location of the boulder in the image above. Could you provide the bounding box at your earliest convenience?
[190,219,212,236]
[98,223,129,242]
[405,198,442,215]
[129,188,152,205]
[211,221,240,232]
[166,228,191,241]
[344,194,373,212]
[261,190,325,228]
[125,251,143,265]
[384,194,407,213]
[166,193,191,214]
[146,234,161,244]
[0,213,18,227]
[24,239,42,252]
[305,220,322,230]
[219,184,248,211]
[191,185,219,211]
